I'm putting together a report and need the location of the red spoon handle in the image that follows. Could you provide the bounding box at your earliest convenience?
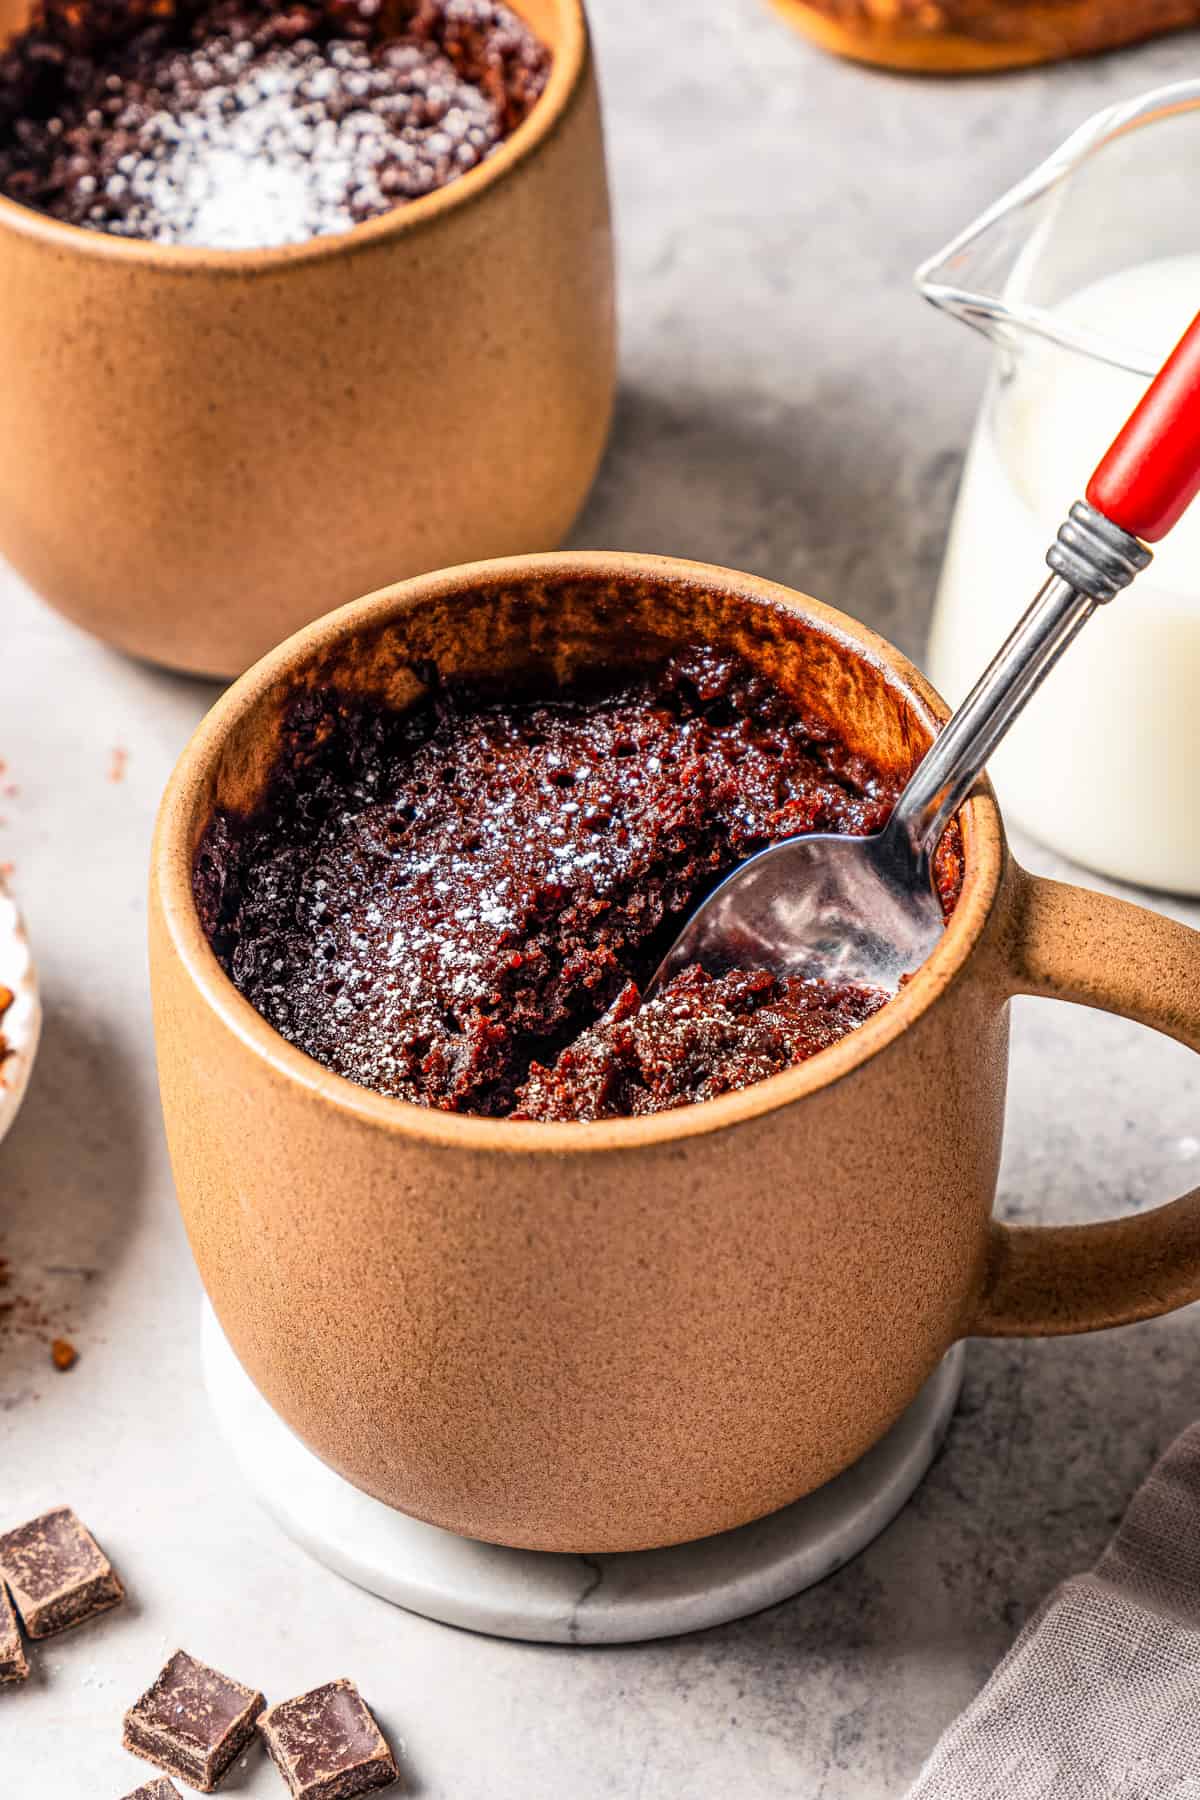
[1086,307,1200,543]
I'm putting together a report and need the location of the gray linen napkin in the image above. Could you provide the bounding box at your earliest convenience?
[906,1423,1200,1800]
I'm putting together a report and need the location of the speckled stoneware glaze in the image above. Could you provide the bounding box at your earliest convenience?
[0,0,613,679]
[150,554,1200,1553]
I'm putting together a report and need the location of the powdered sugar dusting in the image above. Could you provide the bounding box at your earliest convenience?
[109,35,500,248]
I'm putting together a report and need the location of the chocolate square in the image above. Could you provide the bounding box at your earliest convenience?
[123,1649,265,1792]
[0,1579,29,1683]
[120,1782,182,1800]
[0,1506,124,1638]
[260,1679,398,1799]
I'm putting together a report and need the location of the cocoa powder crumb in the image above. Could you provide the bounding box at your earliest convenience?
[0,1242,83,1364]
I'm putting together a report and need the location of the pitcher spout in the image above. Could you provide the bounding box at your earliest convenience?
[915,81,1200,376]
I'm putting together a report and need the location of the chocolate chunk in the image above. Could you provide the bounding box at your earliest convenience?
[260,1679,399,1799]
[120,1782,183,1800]
[0,1580,29,1683]
[0,1507,124,1638]
[123,1650,265,1793]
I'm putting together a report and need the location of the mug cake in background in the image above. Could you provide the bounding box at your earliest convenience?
[0,0,551,248]
[0,0,614,677]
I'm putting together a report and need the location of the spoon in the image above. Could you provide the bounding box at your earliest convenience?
[651,307,1200,999]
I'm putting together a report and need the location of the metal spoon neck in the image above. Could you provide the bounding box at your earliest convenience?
[890,501,1150,865]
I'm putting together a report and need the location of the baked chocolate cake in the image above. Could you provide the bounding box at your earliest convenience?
[195,647,960,1120]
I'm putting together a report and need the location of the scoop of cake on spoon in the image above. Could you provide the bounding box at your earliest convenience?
[651,307,1200,999]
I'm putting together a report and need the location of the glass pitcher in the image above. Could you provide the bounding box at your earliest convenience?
[918,81,1200,896]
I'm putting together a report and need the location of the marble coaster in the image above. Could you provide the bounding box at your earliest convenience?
[203,1302,964,1646]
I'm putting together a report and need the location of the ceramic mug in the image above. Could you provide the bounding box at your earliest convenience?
[0,0,613,678]
[149,553,1200,1553]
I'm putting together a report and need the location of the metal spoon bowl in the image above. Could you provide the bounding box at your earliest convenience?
[653,825,944,997]
[651,506,1151,1000]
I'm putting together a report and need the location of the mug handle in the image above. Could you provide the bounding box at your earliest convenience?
[972,865,1200,1337]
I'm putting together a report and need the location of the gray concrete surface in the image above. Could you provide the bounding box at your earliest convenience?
[3,4,1200,1792]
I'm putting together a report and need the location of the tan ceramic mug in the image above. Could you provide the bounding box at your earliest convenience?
[149,553,1200,1553]
[0,0,613,678]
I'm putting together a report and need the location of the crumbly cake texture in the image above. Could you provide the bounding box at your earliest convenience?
[0,1506,124,1639]
[773,0,1200,73]
[120,1782,184,1800]
[0,1579,29,1683]
[122,1649,266,1791]
[0,0,550,247]
[512,966,890,1121]
[197,648,962,1120]
[259,1679,399,1798]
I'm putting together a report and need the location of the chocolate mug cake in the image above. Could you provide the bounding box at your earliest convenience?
[0,0,550,247]
[195,647,961,1120]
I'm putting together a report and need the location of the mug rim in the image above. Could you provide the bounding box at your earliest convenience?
[151,550,1007,1154]
[0,0,587,271]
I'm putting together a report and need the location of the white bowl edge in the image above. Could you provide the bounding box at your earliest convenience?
[0,884,41,1148]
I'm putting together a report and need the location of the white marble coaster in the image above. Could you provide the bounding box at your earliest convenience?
[203,1302,964,1645]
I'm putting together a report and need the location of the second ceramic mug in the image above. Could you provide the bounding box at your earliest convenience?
[150,554,1200,1553]
[0,0,614,678]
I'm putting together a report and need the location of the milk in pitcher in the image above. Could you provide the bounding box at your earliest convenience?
[929,252,1200,893]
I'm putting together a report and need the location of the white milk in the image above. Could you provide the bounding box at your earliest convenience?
[928,254,1200,893]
